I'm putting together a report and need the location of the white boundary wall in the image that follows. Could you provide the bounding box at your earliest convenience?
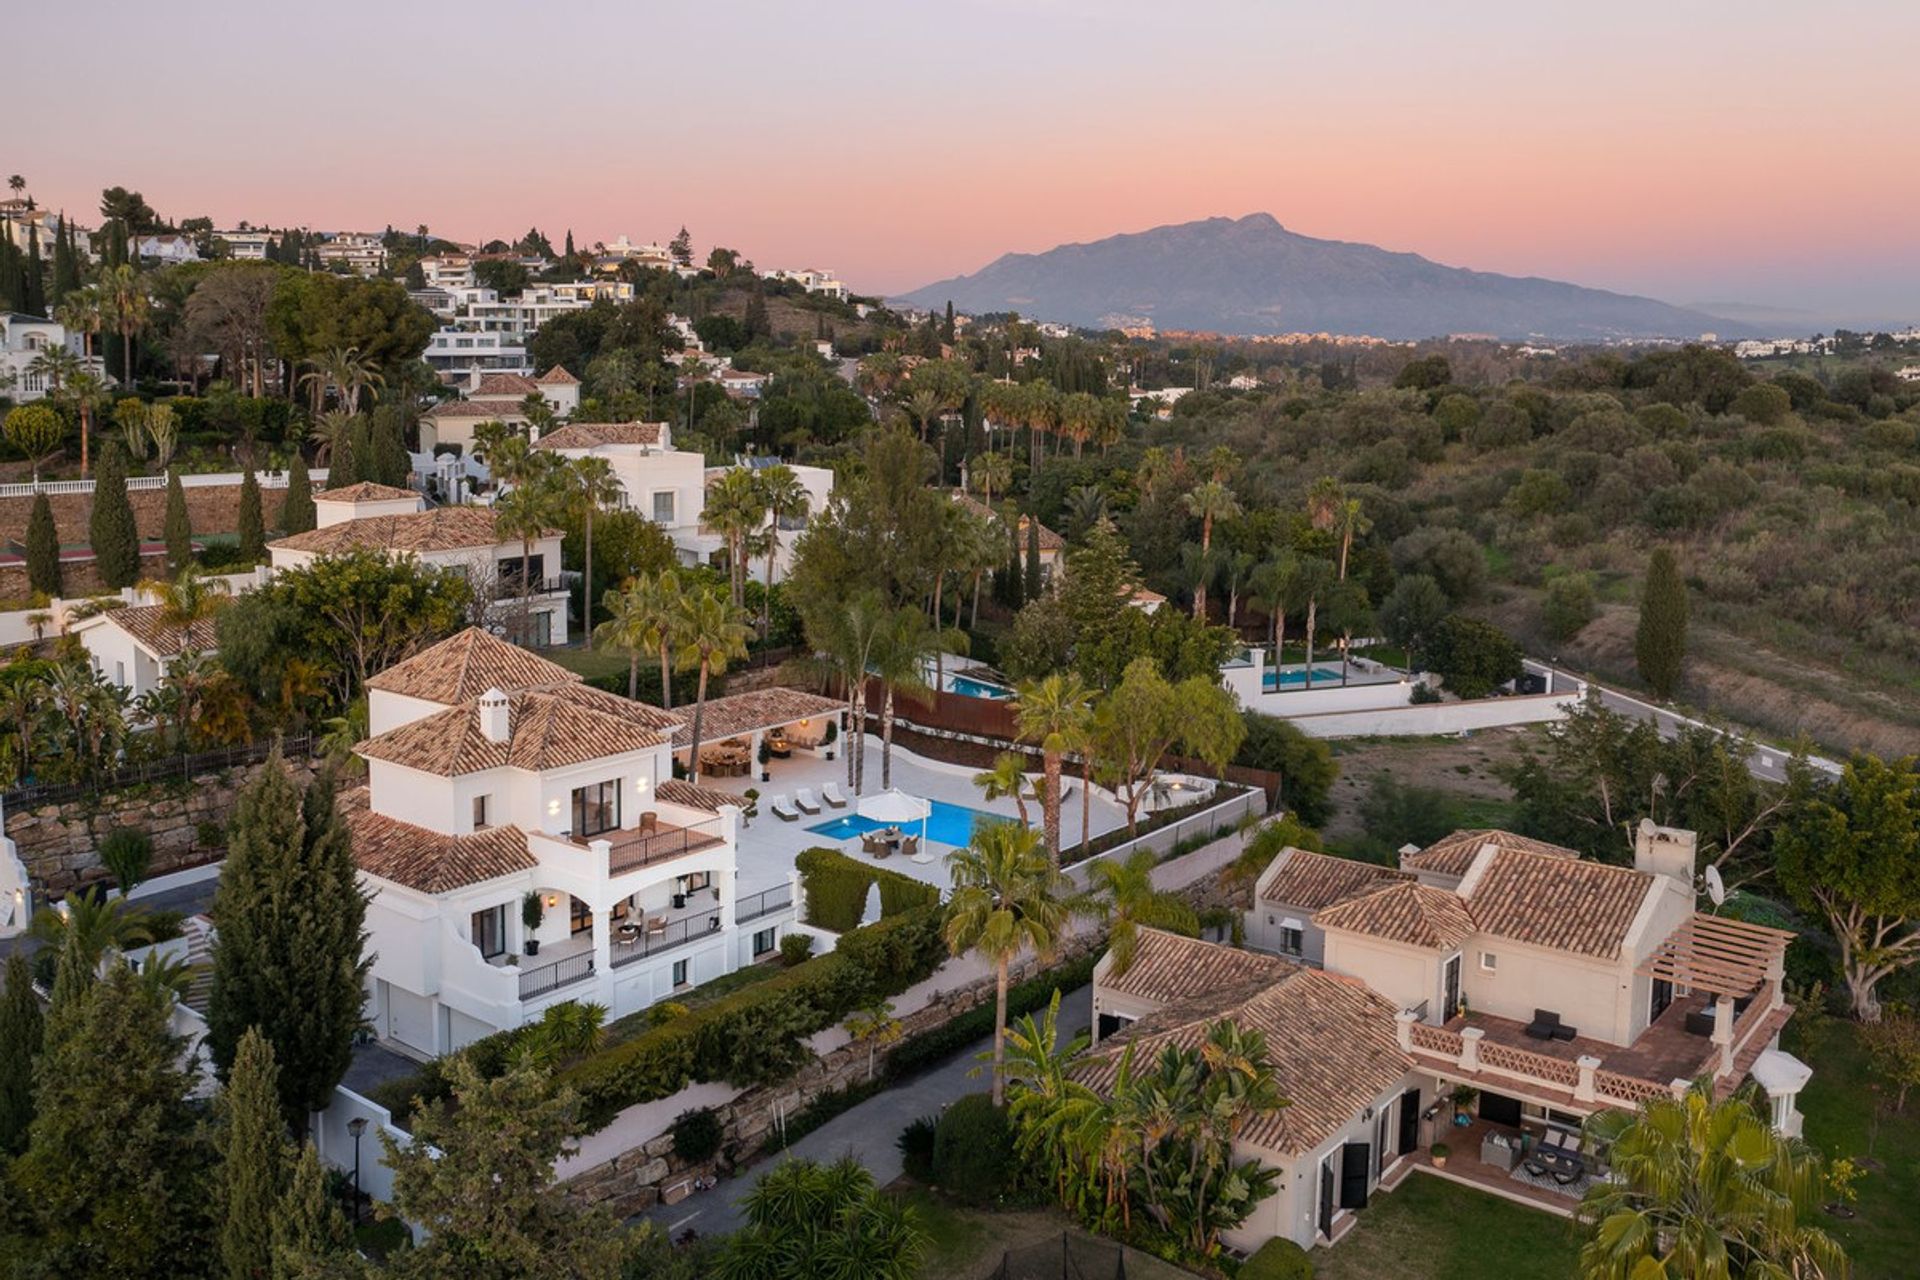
[1284,688,1582,738]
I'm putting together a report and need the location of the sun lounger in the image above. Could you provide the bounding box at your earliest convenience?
[821,782,849,808]
[770,795,799,822]
[793,788,822,815]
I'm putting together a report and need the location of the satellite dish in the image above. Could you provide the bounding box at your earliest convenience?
[1703,864,1726,908]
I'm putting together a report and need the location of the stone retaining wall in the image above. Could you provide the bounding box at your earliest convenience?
[6,755,321,896]
[0,481,287,545]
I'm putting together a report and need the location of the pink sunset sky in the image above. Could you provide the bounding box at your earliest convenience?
[13,0,1919,323]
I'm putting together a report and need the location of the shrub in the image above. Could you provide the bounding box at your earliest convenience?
[887,950,1101,1080]
[1542,572,1596,643]
[898,1115,938,1182]
[671,1106,724,1163]
[1235,713,1336,826]
[1242,1237,1315,1280]
[795,847,937,931]
[779,933,815,967]
[931,1093,1015,1205]
[97,827,153,894]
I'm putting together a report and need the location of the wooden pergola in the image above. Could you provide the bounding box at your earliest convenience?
[1637,912,1795,997]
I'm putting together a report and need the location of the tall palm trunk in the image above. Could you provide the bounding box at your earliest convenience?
[626,651,639,700]
[761,545,776,639]
[1193,517,1213,620]
[687,660,711,782]
[844,684,858,791]
[1303,599,1319,682]
[990,955,1010,1107]
[1042,750,1062,867]
[582,506,594,635]
[881,686,896,791]
[657,639,673,709]
[970,570,984,628]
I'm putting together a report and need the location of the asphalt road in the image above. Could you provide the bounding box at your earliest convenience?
[640,984,1093,1239]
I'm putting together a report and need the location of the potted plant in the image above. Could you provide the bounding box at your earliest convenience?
[824,719,837,761]
[1450,1085,1479,1126]
[1430,1141,1450,1169]
[522,892,544,956]
[742,787,760,826]
[758,740,773,782]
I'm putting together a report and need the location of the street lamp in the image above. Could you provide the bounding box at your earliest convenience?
[346,1116,369,1226]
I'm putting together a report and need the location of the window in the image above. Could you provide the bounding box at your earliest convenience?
[470,904,506,959]
[1479,951,1498,972]
[569,896,591,936]
[571,780,619,836]
[472,794,491,829]
[651,491,676,524]
[499,553,545,591]
[753,927,776,957]
[1279,926,1305,957]
[671,959,689,988]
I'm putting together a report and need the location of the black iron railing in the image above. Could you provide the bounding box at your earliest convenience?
[3,734,315,812]
[610,912,725,968]
[602,822,726,875]
[736,884,794,924]
[518,949,595,1000]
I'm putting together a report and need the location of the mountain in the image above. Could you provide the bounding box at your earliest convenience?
[899,214,1748,341]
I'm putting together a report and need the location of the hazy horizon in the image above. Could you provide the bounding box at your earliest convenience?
[12,0,1917,327]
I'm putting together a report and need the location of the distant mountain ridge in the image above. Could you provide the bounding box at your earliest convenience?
[899,213,1747,341]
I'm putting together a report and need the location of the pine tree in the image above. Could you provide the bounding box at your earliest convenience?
[208,757,370,1132]
[11,961,210,1275]
[273,1142,355,1275]
[370,411,408,487]
[89,442,141,588]
[237,469,265,562]
[164,470,193,572]
[327,422,361,489]
[216,1028,292,1280]
[1024,517,1043,600]
[25,491,61,598]
[1635,547,1689,700]
[282,455,315,534]
[0,952,44,1154]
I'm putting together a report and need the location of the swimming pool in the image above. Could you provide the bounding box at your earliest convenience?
[1264,666,1345,689]
[807,799,1013,847]
[948,674,1014,700]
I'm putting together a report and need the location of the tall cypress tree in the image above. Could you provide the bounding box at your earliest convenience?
[208,758,370,1131]
[215,1028,292,1280]
[89,443,141,588]
[327,422,361,489]
[24,223,45,316]
[370,411,409,487]
[236,469,265,562]
[1024,516,1043,600]
[164,470,193,572]
[281,455,315,534]
[50,216,82,305]
[1635,547,1689,700]
[274,1142,354,1273]
[0,952,44,1155]
[25,491,62,598]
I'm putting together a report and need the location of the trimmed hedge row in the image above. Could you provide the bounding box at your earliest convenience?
[884,948,1101,1081]
[560,905,949,1129]
[795,846,940,931]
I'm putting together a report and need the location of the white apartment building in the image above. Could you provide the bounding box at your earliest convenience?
[216,229,275,260]
[131,233,201,265]
[347,628,796,1057]
[419,254,477,290]
[425,328,529,382]
[766,267,848,299]
[314,231,388,276]
[1,313,105,402]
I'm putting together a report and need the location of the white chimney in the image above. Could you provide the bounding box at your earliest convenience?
[1633,818,1697,884]
[478,688,510,744]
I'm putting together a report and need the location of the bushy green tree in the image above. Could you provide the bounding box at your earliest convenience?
[1543,571,1596,642]
[25,491,61,597]
[1424,614,1522,699]
[1376,573,1448,664]
[164,469,193,572]
[715,1156,926,1280]
[0,952,43,1154]
[1235,712,1337,826]
[1635,547,1688,699]
[281,454,316,534]
[89,443,141,588]
[236,469,266,561]
[216,1027,293,1280]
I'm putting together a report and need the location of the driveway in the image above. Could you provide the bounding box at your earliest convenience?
[641,984,1093,1238]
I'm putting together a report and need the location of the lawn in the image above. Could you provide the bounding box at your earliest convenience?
[544,645,635,682]
[1797,1021,1920,1280]
[889,1190,1203,1279]
[1314,1173,1581,1280]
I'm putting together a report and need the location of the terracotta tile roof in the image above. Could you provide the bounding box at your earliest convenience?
[269,507,526,555]
[1101,926,1297,1005]
[1314,881,1476,951]
[656,779,744,813]
[1082,960,1410,1156]
[366,627,579,704]
[1403,829,1578,879]
[355,688,668,777]
[470,373,539,398]
[668,688,845,747]
[533,421,665,450]
[544,681,684,733]
[340,788,534,894]
[1462,847,1654,960]
[424,400,526,420]
[951,493,1065,551]
[1259,848,1412,912]
[314,482,418,504]
[86,604,219,658]
[535,365,580,385]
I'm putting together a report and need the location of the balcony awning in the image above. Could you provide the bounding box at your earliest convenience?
[1636,912,1794,996]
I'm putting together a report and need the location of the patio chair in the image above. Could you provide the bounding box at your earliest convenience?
[900,835,920,859]
[793,788,822,815]
[1524,1009,1561,1040]
[639,811,659,833]
[770,795,799,822]
[821,782,849,808]
[861,833,889,856]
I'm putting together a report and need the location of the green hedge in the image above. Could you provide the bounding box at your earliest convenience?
[885,948,1101,1080]
[1242,1237,1314,1280]
[795,846,940,932]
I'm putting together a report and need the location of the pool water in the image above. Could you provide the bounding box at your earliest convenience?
[1264,666,1345,689]
[948,675,1013,700]
[807,800,1013,847]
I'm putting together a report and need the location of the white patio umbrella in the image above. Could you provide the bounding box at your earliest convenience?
[855,788,931,846]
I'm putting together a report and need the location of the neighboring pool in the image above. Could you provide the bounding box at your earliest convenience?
[949,674,1014,700]
[1264,666,1345,689]
[807,799,1013,847]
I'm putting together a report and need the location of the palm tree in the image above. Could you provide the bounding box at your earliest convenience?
[1305,475,1345,531]
[944,822,1075,1106]
[807,591,889,796]
[1332,496,1371,582]
[1015,672,1095,866]
[843,1000,903,1081]
[1181,479,1240,619]
[1085,849,1200,975]
[675,586,751,782]
[701,467,766,609]
[969,451,1012,507]
[1249,551,1299,665]
[29,894,154,973]
[298,346,381,416]
[99,264,149,387]
[973,752,1036,828]
[493,458,563,640]
[144,565,232,639]
[755,464,809,638]
[868,606,944,791]
[1292,557,1337,682]
[593,574,678,701]
[562,455,622,631]
[54,288,104,475]
[304,410,358,465]
[1576,1082,1846,1280]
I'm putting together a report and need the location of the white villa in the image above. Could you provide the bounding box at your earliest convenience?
[267,484,571,647]
[346,629,801,1058]
[766,267,849,299]
[2,312,105,403]
[73,605,220,699]
[1092,821,1808,1253]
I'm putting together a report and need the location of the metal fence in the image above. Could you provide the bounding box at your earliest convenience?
[609,912,725,968]
[2,734,316,812]
[736,883,794,924]
[519,948,596,1001]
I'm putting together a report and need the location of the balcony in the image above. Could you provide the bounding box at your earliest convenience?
[736,882,794,924]
[574,817,727,876]
[609,909,725,968]
[491,575,569,599]
[518,937,595,1001]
